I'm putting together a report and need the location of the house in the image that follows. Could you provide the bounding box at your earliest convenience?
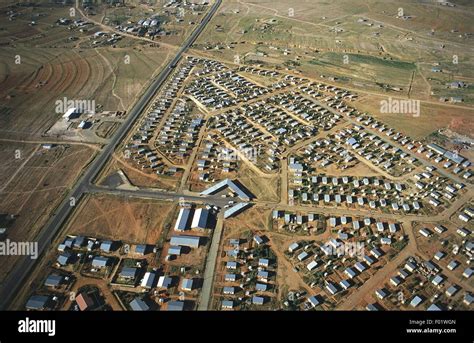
[42,143,55,150]
[405,261,417,273]
[307,260,318,271]
[431,274,445,286]
[366,303,381,311]
[445,285,460,297]
[57,252,72,266]
[288,242,300,253]
[307,296,321,308]
[410,295,423,308]
[223,286,236,295]
[44,274,64,288]
[92,256,110,268]
[339,280,352,290]
[427,303,443,311]
[229,238,240,246]
[100,240,113,253]
[181,279,194,292]
[325,282,338,295]
[434,251,446,261]
[459,213,471,222]
[168,245,182,256]
[76,292,95,311]
[354,262,367,272]
[141,272,156,289]
[258,258,270,267]
[389,223,398,233]
[375,288,389,300]
[25,295,50,311]
[398,269,410,280]
[447,260,460,271]
[257,270,269,282]
[62,107,81,121]
[252,296,265,305]
[73,236,85,248]
[289,163,304,173]
[120,267,138,280]
[464,293,473,306]
[256,283,268,292]
[371,248,384,259]
[419,228,432,238]
[225,274,237,282]
[221,300,234,310]
[390,276,402,287]
[226,261,238,270]
[157,276,173,288]
[129,298,150,311]
[463,268,473,279]
[345,267,357,279]
[364,255,376,266]
[167,301,184,311]
[297,251,309,262]
[457,227,471,238]
[253,235,264,245]
[134,244,148,256]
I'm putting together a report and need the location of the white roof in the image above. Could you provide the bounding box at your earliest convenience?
[63,107,79,118]
[140,272,156,288]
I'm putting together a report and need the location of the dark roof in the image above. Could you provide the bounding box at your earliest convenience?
[120,267,138,279]
[167,301,184,311]
[44,274,63,287]
[92,256,109,267]
[135,244,147,255]
[130,298,150,311]
[57,252,72,266]
[26,295,49,310]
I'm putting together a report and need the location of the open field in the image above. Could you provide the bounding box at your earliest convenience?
[64,194,176,245]
[354,94,474,139]
[0,142,96,282]
[98,154,182,191]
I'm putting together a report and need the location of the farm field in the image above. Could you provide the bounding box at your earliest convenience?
[0,4,173,136]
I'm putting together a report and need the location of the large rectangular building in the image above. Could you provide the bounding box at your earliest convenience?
[174,208,193,231]
[191,208,210,229]
[200,179,251,201]
[170,235,201,248]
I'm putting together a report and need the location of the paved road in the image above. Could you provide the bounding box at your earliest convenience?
[198,211,225,310]
[88,184,233,208]
[0,0,222,310]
